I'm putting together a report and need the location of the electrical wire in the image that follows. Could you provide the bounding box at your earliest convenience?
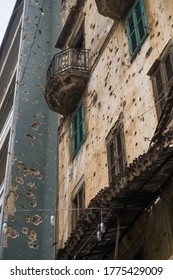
[73,226,98,260]
[6,206,110,213]
[29,241,58,260]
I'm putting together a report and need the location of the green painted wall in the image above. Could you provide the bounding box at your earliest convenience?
[2,0,61,260]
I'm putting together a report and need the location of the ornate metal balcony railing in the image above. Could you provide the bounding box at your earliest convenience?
[47,48,89,82]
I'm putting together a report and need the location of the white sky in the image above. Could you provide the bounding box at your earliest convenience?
[0,0,17,46]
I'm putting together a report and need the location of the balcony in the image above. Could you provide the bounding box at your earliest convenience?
[95,0,135,20]
[45,48,89,115]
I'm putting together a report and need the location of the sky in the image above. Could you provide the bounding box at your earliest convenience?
[0,0,17,46]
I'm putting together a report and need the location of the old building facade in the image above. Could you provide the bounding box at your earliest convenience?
[44,0,173,259]
[0,0,61,259]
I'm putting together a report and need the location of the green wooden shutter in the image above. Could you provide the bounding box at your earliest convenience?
[126,0,148,62]
[72,101,85,158]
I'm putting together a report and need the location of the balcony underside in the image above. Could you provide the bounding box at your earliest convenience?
[95,0,135,20]
[45,70,88,115]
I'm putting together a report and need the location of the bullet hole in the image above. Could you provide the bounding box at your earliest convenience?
[122,100,126,108]
[36,112,44,118]
[169,15,172,20]
[139,97,141,101]
[126,79,128,84]
[38,29,42,34]
[91,38,94,44]
[31,168,41,177]
[22,227,28,235]
[98,102,101,109]
[17,162,41,178]
[92,93,98,105]
[18,162,28,172]
[16,177,24,185]
[89,4,92,9]
[22,98,28,102]
[26,216,31,223]
[140,116,145,122]
[28,230,37,241]
[155,21,159,26]
[30,122,39,130]
[146,47,153,58]
[109,86,112,91]
[28,241,39,250]
[31,215,42,225]
[157,32,160,37]
[26,133,35,140]
[36,84,43,89]
[7,227,19,239]
[97,34,99,39]
[135,142,138,146]
[115,47,119,55]
[26,191,35,198]
[93,172,96,177]
[132,98,136,103]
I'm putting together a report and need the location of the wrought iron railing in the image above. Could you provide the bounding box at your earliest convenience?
[47,48,89,81]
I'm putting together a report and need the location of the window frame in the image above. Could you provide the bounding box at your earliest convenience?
[148,40,173,119]
[72,100,85,159]
[71,178,85,231]
[106,115,126,185]
[126,0,148,62]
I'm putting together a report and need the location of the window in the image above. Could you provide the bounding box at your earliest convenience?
[0,134,9,186]
[126,0,148,61]
[106,116,126,185]
[71,181,85,230]
[72,100,85,158]
[148,41,173,119]
[72,24,84,50]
